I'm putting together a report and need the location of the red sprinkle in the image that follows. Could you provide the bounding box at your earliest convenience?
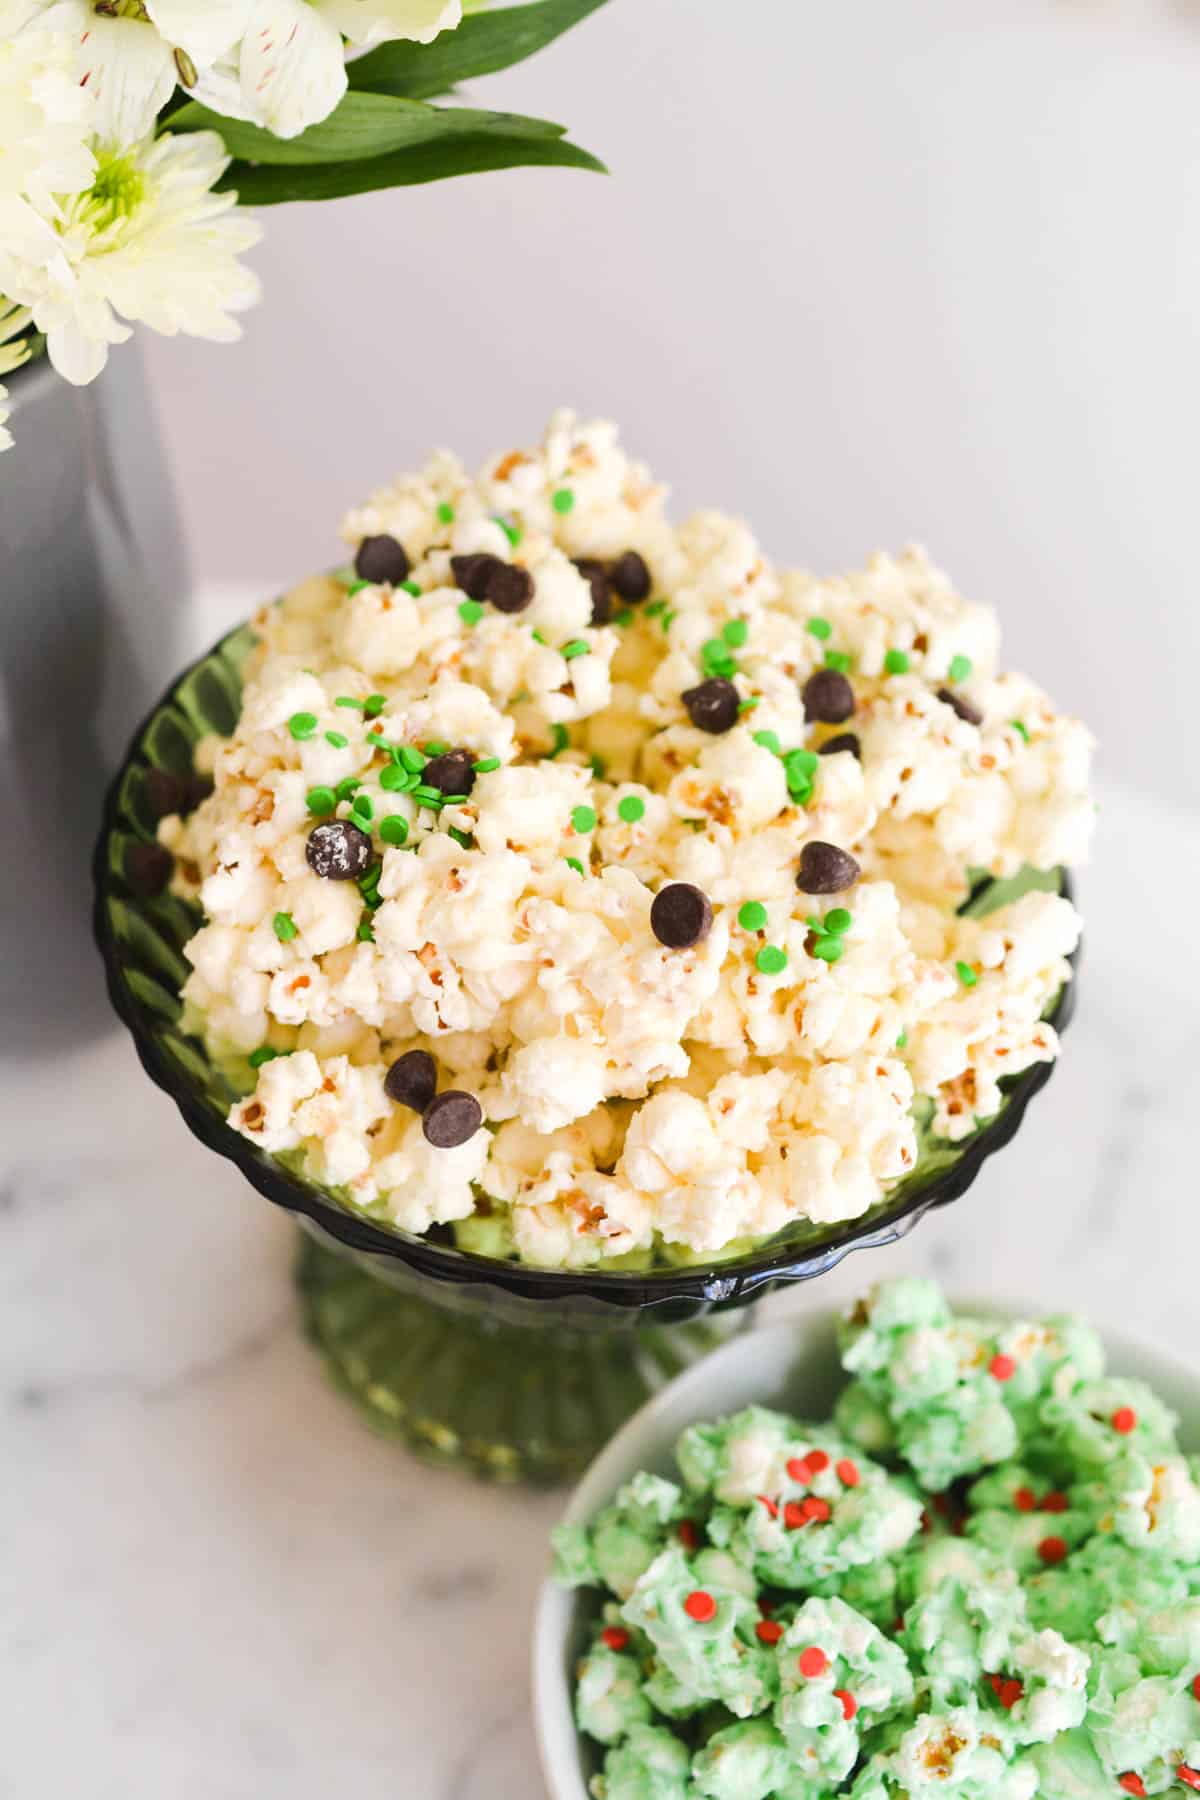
[1193,1673,1200,1701]
[1112,1406,1137,1435]
[1178,1768,1200,1794]
[678,1520,700,1551]
[836,1459,860,1488]
[600,1627,630,1652]
[806,1450,831,1474]
[684,1590,717,1623]
[833,1688,858,1721]
[757,1495,779,1520]
[786,1457,813,1484]
[988,1672,1024,1709]
[755,1619,784,1645]
[989,1353,1017,1382]
[798,1646,829,1678]
[1117,1775,1146,1797]
[783,1501,807,1531]
[1038,1535,1069,1566]
[1014,1486,1037,1513]
[1039,1491,1069,1514]
[801,1496,832,1524]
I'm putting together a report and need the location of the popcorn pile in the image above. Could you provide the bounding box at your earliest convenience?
[554,1280,1200,1799]
[159,412,1093,1269]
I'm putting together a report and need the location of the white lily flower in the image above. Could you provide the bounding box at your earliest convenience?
[0,129,262,386]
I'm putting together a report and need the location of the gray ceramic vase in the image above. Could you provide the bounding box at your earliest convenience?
[1,348,187,1052]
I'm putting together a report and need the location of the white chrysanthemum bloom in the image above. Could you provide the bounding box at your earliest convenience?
[0,300,33,452]
[0,130,261,385]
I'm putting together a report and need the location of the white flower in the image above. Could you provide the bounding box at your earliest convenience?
[0,129,261,386]
[0,7,96,208]
[0,300,34,453]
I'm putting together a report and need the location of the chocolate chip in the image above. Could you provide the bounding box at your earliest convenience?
[422,1089,483,1148]
[937,686,983,727]
[682,677,740,734]
[573,558,613,626]
[802,669,856,724]
[385,1049,437,1113]
[609,550,652,603]
[354,534,410,586]
[143,767,191,821]
[450,552,533,614]
[817,732,861,760]
[185,772,214,812]
[305,819,373,880]
[796,841,861,895]
[125,840,173,897]
[421,749,476,799]
[650,882,713,949]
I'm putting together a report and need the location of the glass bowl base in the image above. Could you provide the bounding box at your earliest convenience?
[295,1234,753,1485]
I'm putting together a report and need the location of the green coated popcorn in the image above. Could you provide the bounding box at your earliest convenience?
[558,1280,1200,1800]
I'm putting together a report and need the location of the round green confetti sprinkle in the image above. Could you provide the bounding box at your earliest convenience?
[948,654,972,683]
[288,711,317,740]
[895,1029,908,1049]
[448,827,473,850]
[424,740,449,756]
[824,907,853,935]
[379,764,408,792]
[349,578,374,596]
[561,639,590,661]
[273,911,298,943]
[755,944,788,975]
[334,776,360,802]
[551,487,575,514]
[458,598,484,625]
[612,607,634,628]
[398,745,425,773]
[1011,719,1029,742]
[335,695,364,711]
[401,579,421,597]
[531,628,548,646]
[379,814,408,847]
[660,608,675,632]
[753,729,782,754]
[473,756,501,774]
[248,1045,281,1068]
[324,730,349,749]
[436,501,455,524]
[806,617,832,641]
[306,785,336,816]
[738,696,761,713]
[571,804,596,834]
[413,784,442,806]
[363,695,386,719]
[955,960,978,987]
[784,747,820,777]
[884,648,910,675]
[701,638,736,676]
[493,516,522,547]
[547,723,569,759]
[356,918,375,943]
[645,600,668,618]
[351,794,374,824]
[617,794,645,824]
[722,618,749,648]
[565,856,585,875]
[738,901,767,932]
[824,650,852,673]
[812,936,844,963]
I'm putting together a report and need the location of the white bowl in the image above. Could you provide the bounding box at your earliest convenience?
[532,1297,1200,1800]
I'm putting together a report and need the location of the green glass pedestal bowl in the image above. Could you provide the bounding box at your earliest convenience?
[94,619,1079,1484]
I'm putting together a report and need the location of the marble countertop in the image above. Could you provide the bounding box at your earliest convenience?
[4,588,1199,1799]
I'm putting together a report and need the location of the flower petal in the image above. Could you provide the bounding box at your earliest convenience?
[37,2,176,143]
[144,0,255,69]
[316,0,462,48]
[238,0,347,138]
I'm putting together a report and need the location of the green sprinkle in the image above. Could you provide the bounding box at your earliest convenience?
[364,694,386,719]
[351,794,374,824]
[248,1045,281,1068]
[824,908,853,936]
[436,501,455,524]
[738,901,767,932]
[413,784,442,807]
[306,785,336,816]
[347,578,372,596]
[546,723,569,759]
[1011,720,1029,742]
[272,911,298,943]
[398,745,425,773]
[784,748,819,778]
[379,814,408,847]
[565,856,585,876]
[613,608,634,628]
[755,944,788,975]
[334,776,360,802]
[589,754,606,779]
[440,794,470,806]
[896,1029,908,1049]
[458,599,484,625]
[448,827,473,850]
[722,618,749,648]
[884,649,910,675]
[753,729,782,754]
[551,487,575,514]
[948,654,972,683]
[288,711,318,741]
[571,804,596,834]
[812,936,844,963]
[561,639,590,661]
[324,730,349,749]
[335,696,364,711]
[493,515,522,547]
[645,600,668,618]
[701,638,736,678]
[424,740,449,756]
[806,617,832,641]
[473,757,501,774]
[531,629,547,646]
[356,918,375,943]
[738,696,761,713]
[379,764,408,792]
[824,650,852,673]
[955,960,978,988]
[617,794,645,824]
[401,579,421,597]
[661,609,675,632]
[365,731,390,751]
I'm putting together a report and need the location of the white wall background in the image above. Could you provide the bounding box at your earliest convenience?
[145,0,1200,807]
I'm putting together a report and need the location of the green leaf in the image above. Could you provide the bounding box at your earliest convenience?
[219,130,604,206]
[168,91,567,165]
[348,0,609,102]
